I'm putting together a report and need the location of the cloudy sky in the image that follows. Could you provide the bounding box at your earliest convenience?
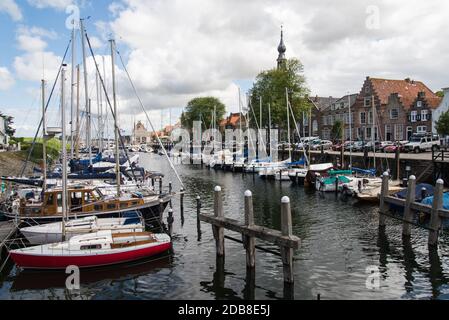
[1,0,449,136]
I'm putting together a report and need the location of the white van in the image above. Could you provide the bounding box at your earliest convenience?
[404,133,440,153]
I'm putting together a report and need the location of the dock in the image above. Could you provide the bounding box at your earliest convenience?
[0,220,18,267]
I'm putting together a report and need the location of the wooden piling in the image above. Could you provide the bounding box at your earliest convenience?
[159,178,163,195]
[428,179,444,246]
[180,188,185,218]
[244,190,256,269]
[167,208,174,237]
[213,186,225,256]
[402,175,416,237]
[196,195,201,239]
[280,196,294,284]
[379,171,390,227]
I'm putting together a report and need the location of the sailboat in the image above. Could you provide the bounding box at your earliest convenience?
[10,60,171,270]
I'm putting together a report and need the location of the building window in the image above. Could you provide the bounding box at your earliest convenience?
[385,125,392,141]
[366,127,372,139]
[364,97,371,107]
[394,124,403,141]
[368,111,373,124]
[417,101,423,108]
[365,86,370,94]
[360,112,366,124]
[421,110,429,121]
[411,111,417,122]
[417,126,427,133]
[390,108,399,120]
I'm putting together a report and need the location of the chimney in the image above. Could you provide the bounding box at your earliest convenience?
[405,78,411,83]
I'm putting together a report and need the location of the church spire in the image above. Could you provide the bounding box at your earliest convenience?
[277,25,287,70]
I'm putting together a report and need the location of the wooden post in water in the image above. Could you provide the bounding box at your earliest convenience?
[244,190,256,269]
[428,179,444,246]
[280,196,294,284]
[159,178,163,195]
[213,186,225,257]
[379,171,390,227]
[167,208,174,237]
[402,175,416,237]
[180,187,185,217]
[196,195,201,239]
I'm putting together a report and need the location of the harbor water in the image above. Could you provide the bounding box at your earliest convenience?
[1,153,449,300]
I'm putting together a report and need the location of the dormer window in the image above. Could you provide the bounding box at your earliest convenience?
[417,101,423,108]
[364,97,371,107]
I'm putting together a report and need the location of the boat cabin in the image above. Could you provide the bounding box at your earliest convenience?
[19,186,145,217]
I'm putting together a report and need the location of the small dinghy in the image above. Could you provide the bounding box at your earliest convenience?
[10,230,171,270]
[20,214,145,245]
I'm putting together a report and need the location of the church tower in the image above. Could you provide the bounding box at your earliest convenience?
[277,26,287,70]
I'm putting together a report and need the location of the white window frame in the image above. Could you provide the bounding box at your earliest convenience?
[360,112,366,125]
[417,101,423,108]
[390,108,399,120]
[417,126,427,134]
[421,110,428,122]
[411,111,417,123]
[364,97,371,107]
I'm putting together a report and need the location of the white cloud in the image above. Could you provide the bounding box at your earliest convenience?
[0,0,22,21]
[27,0,74,10]
[95,0,449,118]
[0,67,15,90]
[14,52,61,82]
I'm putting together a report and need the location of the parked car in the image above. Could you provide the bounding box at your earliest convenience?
[384,141,408,153]
[379,141,394,151]
[404,133,440,153]
[364,141,381,152]
[296,137,320,150]
[311,140,333,150]
[351,141,365,152]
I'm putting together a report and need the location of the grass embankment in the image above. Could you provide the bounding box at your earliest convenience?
[10,137,63,164]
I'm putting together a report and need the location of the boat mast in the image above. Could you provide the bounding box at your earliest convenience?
[348,94,353,169]
[70,22,76,159]
[268,102,271,157]
[96,64,102,151]
[41,79,47,193]
[80,18,92,166]
[110,39,121,197]
[372,94,376,170]
[75,64,80,158]
[61,66,68,240]
[285,88,291,161]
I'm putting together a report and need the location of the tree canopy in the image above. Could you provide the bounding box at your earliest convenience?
[331,120,343,141]
[435,111,449,136]
[181,97,226,130]
[248,58,310,129]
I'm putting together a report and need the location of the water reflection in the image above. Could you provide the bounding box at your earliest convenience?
[10,254,172,292]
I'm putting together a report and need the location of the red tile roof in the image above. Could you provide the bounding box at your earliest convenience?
[370,78,441,110]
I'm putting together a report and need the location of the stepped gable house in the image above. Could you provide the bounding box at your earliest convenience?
[351,77,441,142]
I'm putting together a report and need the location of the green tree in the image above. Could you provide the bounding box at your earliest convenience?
[248,58,310,129]
[331,120,343,141]
[435,111,449,136]
[436,91,444,98]
[181,97,226,130]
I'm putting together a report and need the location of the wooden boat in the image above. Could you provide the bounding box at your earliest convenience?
[20,215,145,245]
[10,230,171,270]
[4,185,170,224]
[353,179,403,203]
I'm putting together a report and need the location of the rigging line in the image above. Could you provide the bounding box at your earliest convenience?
[287,100,309,165]
[83,32,139,185]
[247,97,268,154]
[115,49,185,190]
[19,39,72,177]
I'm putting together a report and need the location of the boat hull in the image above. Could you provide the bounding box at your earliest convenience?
[10,242,172,270]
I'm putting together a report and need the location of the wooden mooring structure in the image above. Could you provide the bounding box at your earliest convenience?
[379,172,449,246]
[198,186,301,287]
